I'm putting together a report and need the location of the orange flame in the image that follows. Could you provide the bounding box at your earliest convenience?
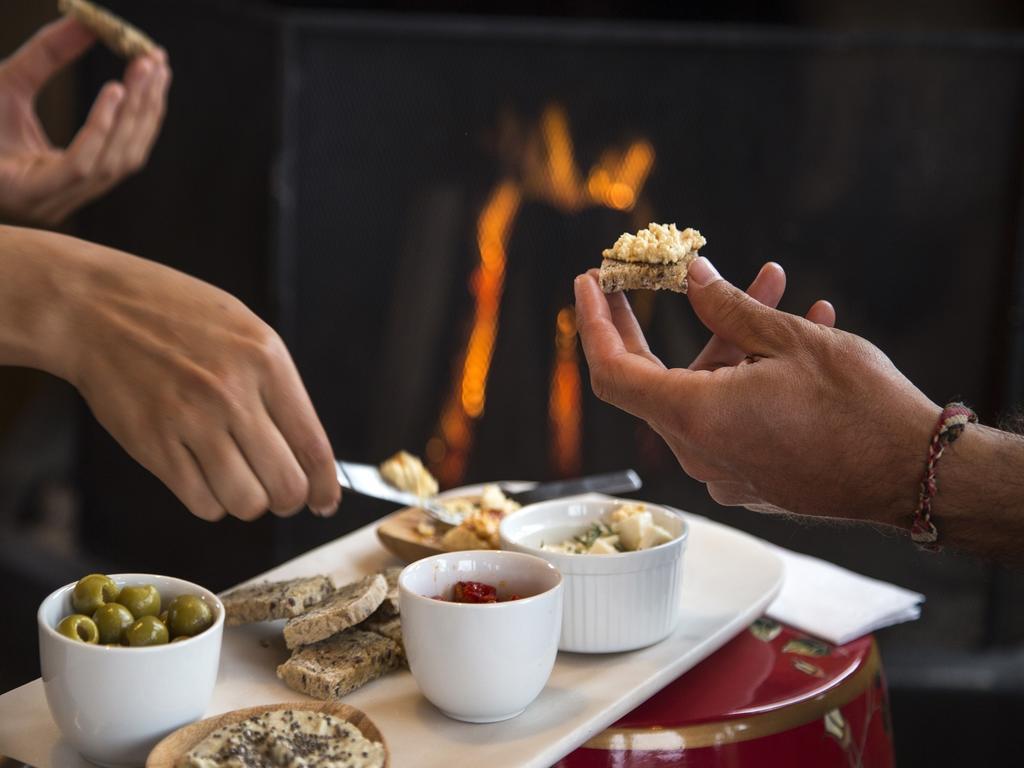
[430,105,655,485]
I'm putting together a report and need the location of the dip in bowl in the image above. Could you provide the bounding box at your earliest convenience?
[37,573,224,766]
[500,496,688,653]
[399,550,562,723]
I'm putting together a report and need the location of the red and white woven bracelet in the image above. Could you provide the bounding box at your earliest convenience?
[910,402,977,552]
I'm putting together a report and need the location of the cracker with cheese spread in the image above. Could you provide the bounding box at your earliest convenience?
[599,222,706,293]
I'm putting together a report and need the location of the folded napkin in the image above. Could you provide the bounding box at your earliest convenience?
[765,544,924,646]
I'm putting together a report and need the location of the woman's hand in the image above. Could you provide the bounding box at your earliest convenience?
[574,258,939,526]
[1,226,340,522]
[0,18,170,225]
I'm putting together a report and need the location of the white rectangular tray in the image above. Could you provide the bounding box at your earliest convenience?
[0,509,782,768]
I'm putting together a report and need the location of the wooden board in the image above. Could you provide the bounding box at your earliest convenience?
[376,505,449,562]
[146,701,388,768]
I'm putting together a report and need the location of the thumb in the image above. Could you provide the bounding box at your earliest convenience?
[4,18,95,96]
[686,256,790,354]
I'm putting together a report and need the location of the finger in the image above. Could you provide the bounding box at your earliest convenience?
[260,344,340,516]
[603,281,663,366]
[805,299,836,327]
[574,271,681,420]
[3,17,95,96]
[159,442,227,522]
[121,55,170,171]
[187,433,270,522]
[65,81,126,176]
[93,57,156,182]
[686,257,793,355]
[691,262,786,370]
[231,406,310,517]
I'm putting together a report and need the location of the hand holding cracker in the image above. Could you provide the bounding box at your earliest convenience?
[0,16,170,225]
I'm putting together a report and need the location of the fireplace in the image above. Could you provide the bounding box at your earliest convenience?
[74,2,1024,664]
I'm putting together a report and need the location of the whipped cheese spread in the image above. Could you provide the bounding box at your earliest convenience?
[380,450,438,497]
[601,222,706,265]
[178,710,385,768]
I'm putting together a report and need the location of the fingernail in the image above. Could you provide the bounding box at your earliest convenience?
[312,503,339,518]
[687,256,720,287]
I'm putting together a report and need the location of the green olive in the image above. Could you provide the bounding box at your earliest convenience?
[71,574,120,615]
[125,615,169,646]
[57,614,99,644]
[171,635,190,643]
[92,603,135,645]
[119,585,161,619]
[166,595,214,638]
[159,610,169,625]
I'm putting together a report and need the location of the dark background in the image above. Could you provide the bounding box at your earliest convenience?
[3,1,1024,765]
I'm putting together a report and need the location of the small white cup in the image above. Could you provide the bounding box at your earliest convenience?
[399,550,563,723]
[37,573,224,767]
[500,497,688,653]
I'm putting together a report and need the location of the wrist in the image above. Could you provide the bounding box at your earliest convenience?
[0,226,96,383]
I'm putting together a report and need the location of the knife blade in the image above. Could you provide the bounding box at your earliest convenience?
[502,469,642,506]
[335,461,465,525]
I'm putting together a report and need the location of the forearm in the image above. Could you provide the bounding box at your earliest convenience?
[0,225,97,381]
[924,424,1024,560]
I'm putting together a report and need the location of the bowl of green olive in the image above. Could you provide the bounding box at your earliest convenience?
[37,573,224,767]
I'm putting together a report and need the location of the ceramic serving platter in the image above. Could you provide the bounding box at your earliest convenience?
[0,494,783,768]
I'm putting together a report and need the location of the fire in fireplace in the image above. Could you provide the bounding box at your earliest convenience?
[429,105,656,485]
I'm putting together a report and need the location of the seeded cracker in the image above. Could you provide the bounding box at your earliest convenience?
[277,630,404,700]
[221,575,335,627]
[283,574,387,649]
[57,0,157,59]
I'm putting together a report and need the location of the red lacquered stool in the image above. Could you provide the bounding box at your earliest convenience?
[557,619,894,767]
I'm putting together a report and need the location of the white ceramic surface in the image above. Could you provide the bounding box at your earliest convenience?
[37,574,224,767]
[400,550,563,723]
[1,491,784,768]
[500,496,687,652]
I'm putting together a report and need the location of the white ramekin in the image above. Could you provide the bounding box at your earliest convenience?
[37,573,224,767]
[499,496,688,653]
[399,550,563,723]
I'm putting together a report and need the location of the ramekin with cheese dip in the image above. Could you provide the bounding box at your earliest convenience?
[499,496,687,653]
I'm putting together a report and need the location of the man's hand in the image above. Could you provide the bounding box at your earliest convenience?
[0,227,340,522]
[574,258,940,526]
[0,18,171,226]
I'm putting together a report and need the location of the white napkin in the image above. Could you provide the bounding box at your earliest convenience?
[765,544,924,645]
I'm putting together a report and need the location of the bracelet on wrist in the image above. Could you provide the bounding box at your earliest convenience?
[910,402,977,552]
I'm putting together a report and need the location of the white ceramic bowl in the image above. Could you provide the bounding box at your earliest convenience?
[37,574,224,767]
[399,550,563,723]
[500,496,688,653]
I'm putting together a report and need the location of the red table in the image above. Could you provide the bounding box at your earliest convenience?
[557,619,893,767]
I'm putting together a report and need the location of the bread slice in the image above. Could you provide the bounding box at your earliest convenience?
[283,574,387,649]
[58,0,157,58]
[363,610,403,645]
[599,258,691,294]
[221,576,335,627]
[377,567,401,618]
[277,629,403,700]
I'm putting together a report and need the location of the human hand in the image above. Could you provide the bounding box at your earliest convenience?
[0,18,170,226]
[34,230,340,522]
[574,258,940,525]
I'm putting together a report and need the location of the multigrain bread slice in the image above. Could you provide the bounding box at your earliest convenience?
[283,574,387,649]
[57,0,157,58]
[221,576,335,627]
[598,259,691,293]
[276,630,403,700]
[363,610,403,646]
[377,567,402,618]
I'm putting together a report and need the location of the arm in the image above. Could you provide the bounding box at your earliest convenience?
[0,18,170,225]
[574,257,1024,561]
[0,225,340,521]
